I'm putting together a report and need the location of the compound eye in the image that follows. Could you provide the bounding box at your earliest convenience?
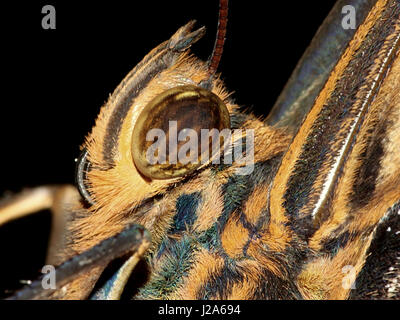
[75,149,94,205]
[131,85,231,180]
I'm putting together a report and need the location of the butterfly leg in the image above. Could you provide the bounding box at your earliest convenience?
[0,185,82,264]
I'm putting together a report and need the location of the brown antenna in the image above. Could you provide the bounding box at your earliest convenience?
[208,0,229,76]
[200,0,229,89]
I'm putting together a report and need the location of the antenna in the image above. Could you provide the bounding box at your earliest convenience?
[200,0,229,88]
[208,0,229,76]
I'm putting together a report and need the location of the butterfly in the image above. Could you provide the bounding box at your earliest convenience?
[1,0,399,300]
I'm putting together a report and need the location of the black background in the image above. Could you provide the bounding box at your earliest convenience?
[0,1,336,297]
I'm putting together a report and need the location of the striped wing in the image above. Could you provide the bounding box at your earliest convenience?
[266,0,376,131]
[270,0,400,299]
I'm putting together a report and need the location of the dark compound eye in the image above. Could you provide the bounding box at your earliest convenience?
[75,148,94,205]
[131,85,231,180]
